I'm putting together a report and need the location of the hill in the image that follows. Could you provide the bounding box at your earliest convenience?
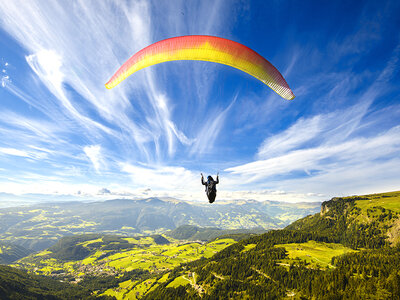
[15,233,236,283]
[7,191,400,299]
[165,225,267,241]
[0,242,32,264]
[143,231,400,299]
[286,191,400,248]
[0,197,320,251]
[0,265,111,299]
[140,191,400,299]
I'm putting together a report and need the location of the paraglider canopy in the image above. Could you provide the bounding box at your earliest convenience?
[106,35,295,100]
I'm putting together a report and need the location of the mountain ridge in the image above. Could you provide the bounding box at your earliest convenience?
[0,197,320,251]
[287,191,400,248]
[141,191,400,299]
[2,191,400,299]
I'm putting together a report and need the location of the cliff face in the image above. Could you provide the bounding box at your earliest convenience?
[319,197,354,218]
[320,203,330,216]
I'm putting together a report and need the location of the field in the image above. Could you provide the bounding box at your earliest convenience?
[275,240,358,269]
[104,238,235,273]
[15,235,235,298]
[100,238,235,299]
[353,191,400,213]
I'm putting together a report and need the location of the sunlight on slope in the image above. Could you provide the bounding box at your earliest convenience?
[275,240,358,268]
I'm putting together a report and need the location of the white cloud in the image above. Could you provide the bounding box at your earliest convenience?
[120,163,198,191]
[226,122,400,197]
[26,50,113,137]
[190,93,237,156]
[0,0,242,163]
[26,50,63,89]
[0,110,61,139]
[0,147,30,158]
[84,145,105,173]
[1,75,10,87]
[98,187,111,195]
[257,115,322,158]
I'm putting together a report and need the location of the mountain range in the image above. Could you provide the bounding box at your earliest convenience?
[0,197,320,252]
[1,191,400,299]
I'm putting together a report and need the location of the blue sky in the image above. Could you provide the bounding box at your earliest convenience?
[0,0,399,204]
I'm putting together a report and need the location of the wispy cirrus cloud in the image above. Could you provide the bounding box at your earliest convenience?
[0,1,398,204]
[225,101,400,196]
[228,124,400,177]
[0,0,246,204]
[226,38,400,196]
[0,0,242,162]
[190,93,238,156]
[84,145,106,173]
[0,147,31,158]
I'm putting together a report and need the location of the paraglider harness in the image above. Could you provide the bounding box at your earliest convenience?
[202,175,219,203]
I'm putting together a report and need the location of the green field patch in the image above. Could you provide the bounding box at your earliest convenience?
[137,236,156,245]
[103,278,139,299]
[103,288,124,300]
[119,279,136,289]
[123,237,139,244]
[242,243,256,252]
[275,241,357,268]
[201,238,236,258]
[353,191,400,213]
[121,226,135,230]
[208,238,235,246]
[15,234,236,296]
[167,275,189,288]
[81,250,106,265]
[129,278,156,299]
[158,272,170,283]
[35,250,52,257]
[79,238,103,247]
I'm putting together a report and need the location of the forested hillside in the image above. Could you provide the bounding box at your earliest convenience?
[0,242,32,264]
[0,265,112,299]
[165,225,266,241]
[287,191,400,248]
[144,230,400,299]
[2,191,399,299]
[142,191,400,299]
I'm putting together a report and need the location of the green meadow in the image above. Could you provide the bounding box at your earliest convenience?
[99,238,235,299]
[275,240,358,268]
[15,235,235,298]
[353,191,400,213]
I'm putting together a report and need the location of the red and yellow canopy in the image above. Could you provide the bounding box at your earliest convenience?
[106,35,295,100]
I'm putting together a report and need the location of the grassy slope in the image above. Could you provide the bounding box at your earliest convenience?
[354,191,400,215]
[16,234,235,299]
[100,238,236,299]
[141,191,400,299]
[275,240,358,268]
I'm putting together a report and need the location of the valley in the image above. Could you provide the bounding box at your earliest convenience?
[0,197,320,252]
[0,191,399,299]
